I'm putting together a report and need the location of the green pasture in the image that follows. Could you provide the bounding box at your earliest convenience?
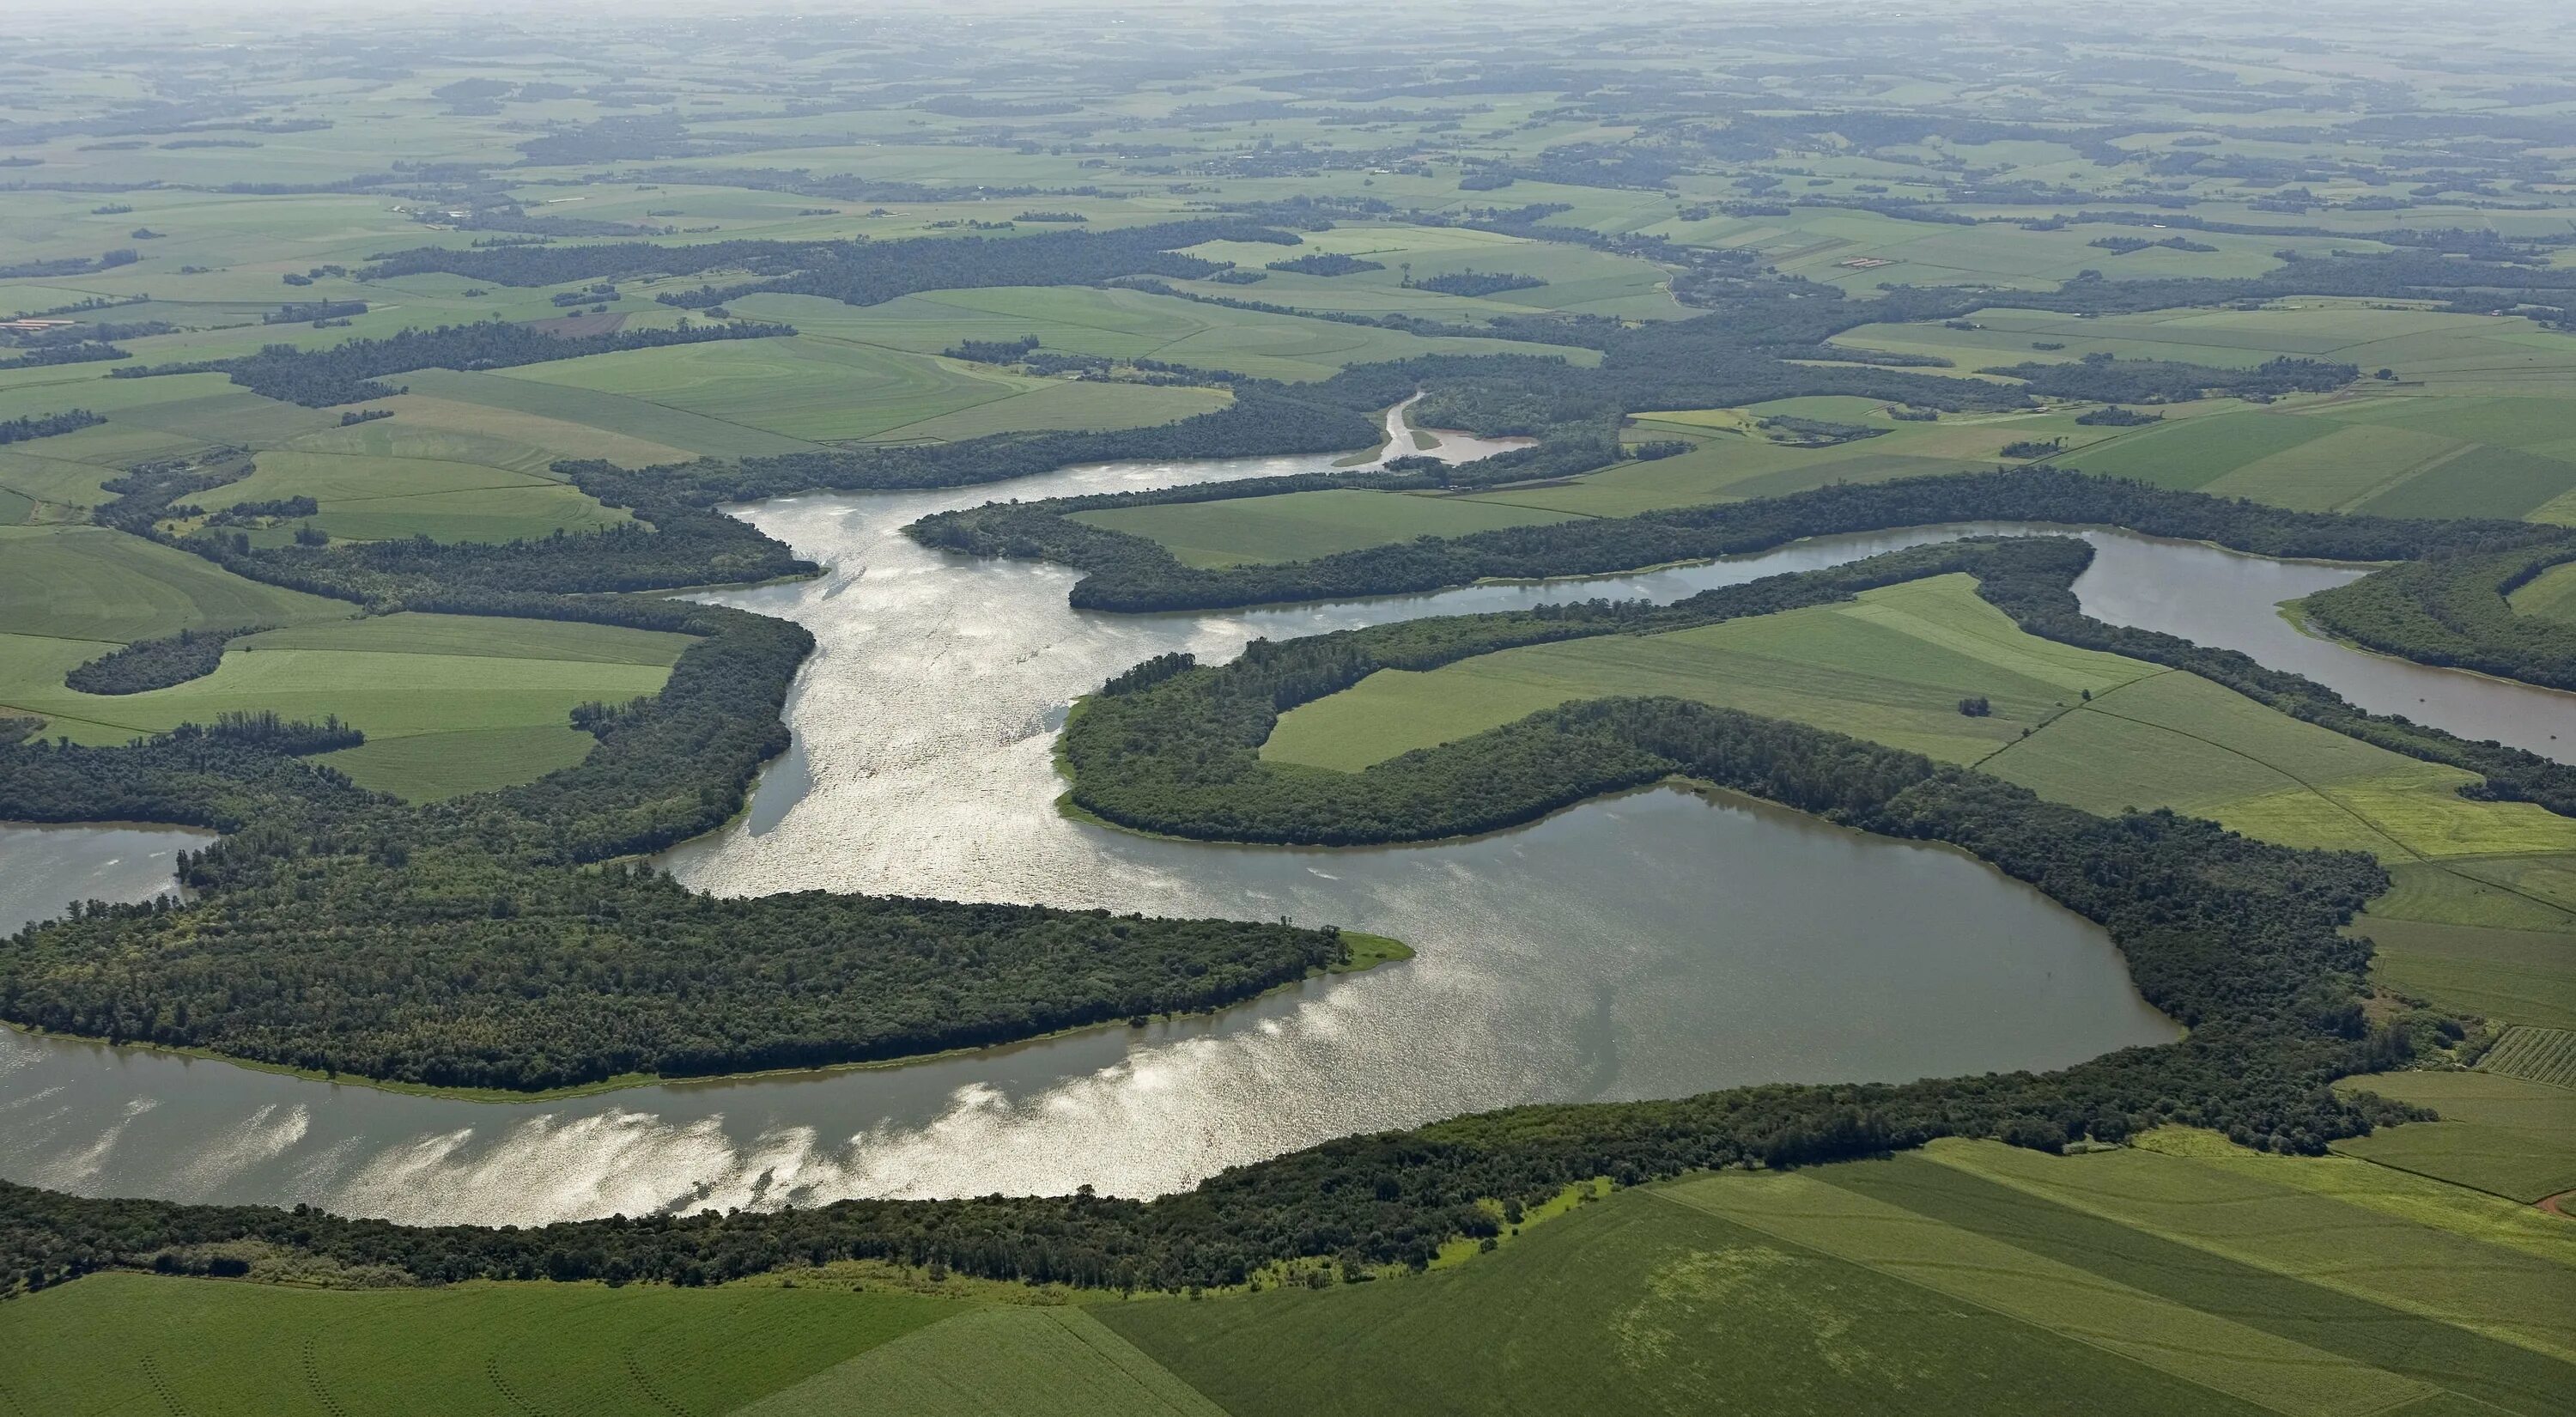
[725,284,1599,384]
[204,450,632,544]
[1826,307,2576,520]
[279,397,697,475]
[493,335,1055,444]
[2506,562,2576,623]
[1439,402,2189,520]
[1170,222,1691,322]
[2332,1070,2576,1203]
[0,1274,960,1417]
[1073,489,1577,568]
[1266,573,2576,862]
[0,611,690,800]
[402,369,823,459]
[1902,1140,2576,1377]
[732,1307,1225,1417]
[1985,668,2576,862]
[1265,574,2147,769]
[2480,1026,2576,1089]
[1107,1138,2576,1417]
[2359,915,2576,1031]
[0,524,348,643]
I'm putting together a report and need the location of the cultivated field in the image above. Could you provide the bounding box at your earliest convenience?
[1102,1135,2576,1417]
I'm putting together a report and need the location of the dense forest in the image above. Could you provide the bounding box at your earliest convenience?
[112,317,794,406]
[1977,354,2358,403]
[2304,543,2576,691]
[0,453,1358,1092]
[356,219,1297,307]
[62,623,270,695]
[0,408,105,443]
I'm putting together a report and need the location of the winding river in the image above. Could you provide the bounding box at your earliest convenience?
[6,445,2571,1225]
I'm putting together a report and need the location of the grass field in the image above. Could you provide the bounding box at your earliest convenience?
[203,449,635,544]
[1074,488,1578,567]
[1103,1136,2576,1417]
[494,331,1230,446]
[732,1307,1227,1417]
[1262,569,2576,1031]
[726,283,1601,384]
[2330,1070,2576,1203]
[0,611,690,800]
[2481,1026,2576,1088]
[1264,573,2148,769]
[1265,571,2576,861]
[2508,563,2576,623]
[1822,307,2576,522]
[0,524,349,642]
[0,1273,962,1417]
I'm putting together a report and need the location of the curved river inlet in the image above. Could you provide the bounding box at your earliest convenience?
[8,447,2569,1225]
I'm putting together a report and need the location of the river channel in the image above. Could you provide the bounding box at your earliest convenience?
[6,446,2568,1225]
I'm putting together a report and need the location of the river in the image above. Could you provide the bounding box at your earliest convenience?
[6,448,2568,1224]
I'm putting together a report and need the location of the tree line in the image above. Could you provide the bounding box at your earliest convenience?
[2303,544,2576,692]
[910,465,2566,612]
[0,453,1357,1094]
[355,220,1297,309]
[112,318,795,407]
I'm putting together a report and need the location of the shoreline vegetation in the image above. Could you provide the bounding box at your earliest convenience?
[0,932,1413,1104]
[9,167,2576,1304]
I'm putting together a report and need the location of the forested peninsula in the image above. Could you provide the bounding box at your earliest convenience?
[7,234,2571,1302]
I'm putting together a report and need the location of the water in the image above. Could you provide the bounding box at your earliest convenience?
[17,455,2564,1224]
[2068,532,2576,764]
[0,824,210,936]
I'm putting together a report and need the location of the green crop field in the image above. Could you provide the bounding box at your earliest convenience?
[1075,488,1577,567]
[1263,571,2576,1030]
[0,1273,961,1417]
[2481,1026,2576,1088]
[0,612,690,799]
[1265,574,2147,769]
[494,335,1059,443]
[203,449,633,544]
[1820,308,2576,521]
[728,283,1601,384]
[10,15,2576,1409]
[732,1307,1226,1417]
[1102,1137,2576,1417]
[0,524,349,642]
[1266,573,2576,860]
[2506,562,2576,623]
[2331,1070,2576,1203]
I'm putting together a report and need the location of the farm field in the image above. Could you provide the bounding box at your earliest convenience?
[732,1306,1227,1417]
[724,283,1601,383]
[2509,561,2576,623]
[1829,307,2576,522]
[1263,574,2576,863]
[0,1273,963,1417]
[1072,488,1578,567]
[0,523,349,642]
[7,10,2576,1409]
[1103,1136,2576,1417]
[197,449,633,544]
[1262,571,2576,1026]
[2330,1069,2576,1203]
[2,1134,2561,1417]
[0,611,690,799]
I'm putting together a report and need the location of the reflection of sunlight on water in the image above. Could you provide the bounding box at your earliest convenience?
[172,1104,310,1196]
[1,465,2203,1223]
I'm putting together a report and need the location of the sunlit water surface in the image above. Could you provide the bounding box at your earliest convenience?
[15,447,2567,1222]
